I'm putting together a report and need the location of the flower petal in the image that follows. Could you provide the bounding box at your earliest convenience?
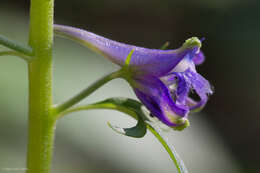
[162,67,212,112]
[173,73,191,105]
[131,75,189,126]
[184,69,213,111]
[54,24,201,77]
[193,51,205,65]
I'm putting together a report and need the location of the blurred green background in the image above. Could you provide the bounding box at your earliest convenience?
[0,0,259,173]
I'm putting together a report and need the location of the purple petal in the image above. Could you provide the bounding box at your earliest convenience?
[185,97,206,111]
[162,67,212,112]
[184,69,213,110]
[132,75,189,126]
[193,51,205,65]
[54,24,201,77]
[173,73,191,105]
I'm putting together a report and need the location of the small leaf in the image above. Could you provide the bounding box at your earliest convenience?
[92,97,149,121]
[62,97,148,138]
[107,115,146,138]
[146,121,189,173]
[101,98,147,138]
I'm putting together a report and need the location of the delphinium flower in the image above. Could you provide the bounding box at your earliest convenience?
[54,24,213,129]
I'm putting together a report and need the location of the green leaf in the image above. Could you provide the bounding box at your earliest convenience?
[90,97,149,121]
[107,114,146,138]
[146,121,189,173]
[97,98,147,138]
[61,97,148,138]
[61,97,188,172]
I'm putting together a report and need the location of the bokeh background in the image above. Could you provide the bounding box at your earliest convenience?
[0,0,259,173]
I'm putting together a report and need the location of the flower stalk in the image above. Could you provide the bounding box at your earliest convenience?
[0,51,32,61]
[0,34,33,56]
[54,70,123,115]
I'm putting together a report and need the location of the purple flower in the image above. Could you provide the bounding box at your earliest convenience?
[54,24,213,128]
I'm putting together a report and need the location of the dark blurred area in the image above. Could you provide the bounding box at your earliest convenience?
[1,0,260,172]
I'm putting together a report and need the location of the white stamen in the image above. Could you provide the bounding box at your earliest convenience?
[172,56,196,72]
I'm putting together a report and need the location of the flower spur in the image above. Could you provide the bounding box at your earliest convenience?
[54,24,213,128]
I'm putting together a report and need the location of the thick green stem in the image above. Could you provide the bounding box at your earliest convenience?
[54,70,122,115]
[26,0,55,173]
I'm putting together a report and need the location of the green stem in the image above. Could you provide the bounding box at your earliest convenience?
[59,102,137,120]
[0,34,33,56]
[54,70,122,115]
[26,0,55,173]
[0,51,32,61]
